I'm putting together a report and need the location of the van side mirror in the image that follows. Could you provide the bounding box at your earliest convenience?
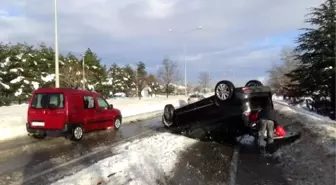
[108,104,113,109]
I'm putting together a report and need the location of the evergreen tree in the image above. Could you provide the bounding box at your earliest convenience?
[136,61,147,98]
[82,48,106,91]
[122,64,136,96]
[147,74,161,95]
[286,0,335,112]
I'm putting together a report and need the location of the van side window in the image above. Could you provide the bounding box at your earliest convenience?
[83,96,95,109]
[97,97,109,109]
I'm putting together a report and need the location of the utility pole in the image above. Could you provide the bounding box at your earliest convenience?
[54,0,60,88]
[82,54,85,90]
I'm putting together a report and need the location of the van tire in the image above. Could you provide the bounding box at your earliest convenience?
[70,125,84,141]
[32,132,47,139]
[114,117,122,130]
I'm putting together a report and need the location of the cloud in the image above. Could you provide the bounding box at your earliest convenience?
[0,0,325,85]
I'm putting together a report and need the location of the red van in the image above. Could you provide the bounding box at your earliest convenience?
[26,88,122,141]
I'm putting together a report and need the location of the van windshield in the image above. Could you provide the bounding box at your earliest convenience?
[31,93,65,109]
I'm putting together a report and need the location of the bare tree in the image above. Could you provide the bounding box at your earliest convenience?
[198,71,211,94]
[157,57,179,98]
[267,47,300,96]
[60,60,89,89]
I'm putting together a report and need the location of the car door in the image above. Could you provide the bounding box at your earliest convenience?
[82,95,97,131]
[95,96,113,129]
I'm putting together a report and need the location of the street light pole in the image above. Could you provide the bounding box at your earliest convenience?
[54,0,60,88]
[183,43,187,96]
[169,26,203,96]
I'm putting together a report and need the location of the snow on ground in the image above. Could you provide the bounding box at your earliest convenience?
[271,99,336,185]
[0,95,188,142]
[51,132,198,185]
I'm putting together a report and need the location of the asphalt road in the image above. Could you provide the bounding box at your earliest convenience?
[0,115,296,185]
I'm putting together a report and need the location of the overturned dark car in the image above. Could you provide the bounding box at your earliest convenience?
[162,80,288,140]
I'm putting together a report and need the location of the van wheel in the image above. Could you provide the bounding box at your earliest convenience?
[32,132,46,139]
[70,125,84,141]
[114,117,122,130]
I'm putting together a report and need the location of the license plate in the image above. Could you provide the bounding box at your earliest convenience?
[31,121,45,126]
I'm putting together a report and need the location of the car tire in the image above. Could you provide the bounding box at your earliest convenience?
[32,132,47,139]
[214,80,235,102]
[114,117,122,130]
[70,125,84,141]
[245,80,263,87]
[162,104,175,127]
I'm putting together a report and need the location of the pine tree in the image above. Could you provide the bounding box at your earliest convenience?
[286,0,335,112]
[122,64,136,96]
[147,74,161,95]
[82,48,106,91]
[136,61,147,97]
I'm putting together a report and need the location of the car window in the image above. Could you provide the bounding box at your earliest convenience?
[31,93,64,109]
[190,95,197,98]
[83,96,95,109]
[97,97,109,109]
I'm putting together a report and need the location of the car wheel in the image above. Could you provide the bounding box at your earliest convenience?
[163,104,175,127]
[32,132,46,139]
[214,80,235,102]
[70,125,84,141]
[245,80,263,87]
[114,117,122,130]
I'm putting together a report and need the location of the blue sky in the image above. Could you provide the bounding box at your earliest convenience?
[0,0,323,87]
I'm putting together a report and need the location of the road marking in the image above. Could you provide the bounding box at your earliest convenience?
[17,130,154,185]
[228,145,240,185]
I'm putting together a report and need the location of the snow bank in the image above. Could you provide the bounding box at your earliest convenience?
[51,132,198,185]
[0,96,187,142]
[274,102,336,155]
[273,101,336,185]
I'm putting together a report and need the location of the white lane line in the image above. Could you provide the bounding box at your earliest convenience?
[17,130,154,185]
[228,145,240,185]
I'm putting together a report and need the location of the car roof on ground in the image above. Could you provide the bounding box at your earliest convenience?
[33,88,100,96]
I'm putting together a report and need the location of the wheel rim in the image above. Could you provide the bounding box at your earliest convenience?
[74,127,83,139]
[115,119,121,128]
[216,83,231,100]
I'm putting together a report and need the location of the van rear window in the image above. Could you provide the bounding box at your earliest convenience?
[31,93,64,109]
